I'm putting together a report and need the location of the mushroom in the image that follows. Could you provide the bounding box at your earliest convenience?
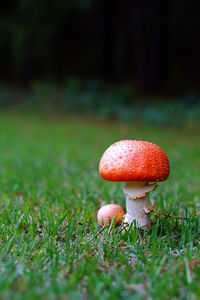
[99,140,170,228]
[97,204,125,226]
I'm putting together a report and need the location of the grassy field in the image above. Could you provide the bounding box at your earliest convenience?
[0,113,200,300]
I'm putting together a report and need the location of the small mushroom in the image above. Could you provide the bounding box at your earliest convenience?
[99,140,170,228]
[97,204,125,226]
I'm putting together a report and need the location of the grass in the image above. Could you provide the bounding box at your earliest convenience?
[0,113,200,300]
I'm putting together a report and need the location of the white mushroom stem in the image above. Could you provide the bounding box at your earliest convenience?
[123,182,157,228]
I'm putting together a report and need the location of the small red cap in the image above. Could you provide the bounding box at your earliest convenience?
[97,204,125,226]
[99,140,170,182]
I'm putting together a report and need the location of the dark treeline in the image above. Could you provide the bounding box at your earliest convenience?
[0,0,199,92]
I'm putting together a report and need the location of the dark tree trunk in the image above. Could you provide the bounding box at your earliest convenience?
[91,0,116,80]
[130,0,170,91]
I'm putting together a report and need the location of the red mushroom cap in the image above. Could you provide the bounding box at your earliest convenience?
[97,204,125,226]
[99,140,170,182]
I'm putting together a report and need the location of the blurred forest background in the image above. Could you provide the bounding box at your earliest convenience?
[0,0,200,123]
